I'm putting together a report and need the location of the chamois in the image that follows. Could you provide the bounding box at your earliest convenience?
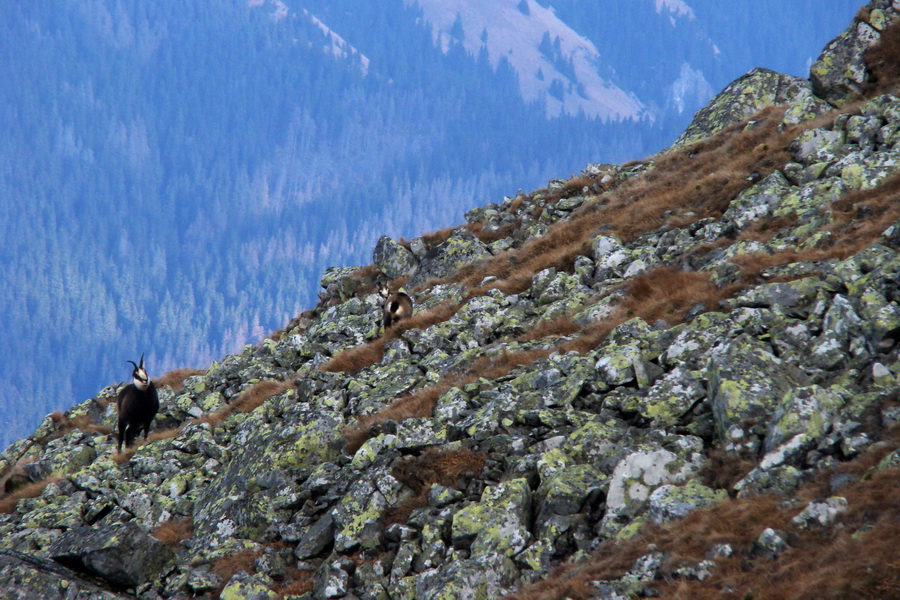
[380,286,413,329]
[116,353,159,453]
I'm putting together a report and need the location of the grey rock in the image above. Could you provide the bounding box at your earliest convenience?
[707,334,803,445]
[0,549,130,599]
[810,16,882,106]
[752,528,788,558]
[47,521,175,590]
[294,513,335,560]
[373,236,418,279]
[409,230,492,289]
[791,496,849,528]
[674,68,814,147]
[647,481,727,525]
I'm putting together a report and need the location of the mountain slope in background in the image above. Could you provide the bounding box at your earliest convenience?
[0,0,860,451]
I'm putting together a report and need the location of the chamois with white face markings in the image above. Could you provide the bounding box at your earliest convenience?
[116,353,159,453]
[380,286,413,329]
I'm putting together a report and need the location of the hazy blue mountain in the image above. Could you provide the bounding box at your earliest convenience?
[0,0,860,450]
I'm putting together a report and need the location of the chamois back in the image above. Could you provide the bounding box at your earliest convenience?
[380,287,413,329]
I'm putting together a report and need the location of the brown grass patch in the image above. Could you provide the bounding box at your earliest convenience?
[0,476,62,514]
[441,107,794,300]
[385,448,487,525]
[541,175,598,204]
[467,219,521,244]
[509,194,529,213]
[321,301,460,373]
[152,517,194,548]
[421,226,456,248]
[520,315,582,341]
[211,548,263,592]
[193,378,297,426]
[34,412,109,444]
[346,384,453,454]
[155,368,205,393]
[697,447,758,496]
[276,571,314,598]
[112,448,136,465]
[864,16,900,97]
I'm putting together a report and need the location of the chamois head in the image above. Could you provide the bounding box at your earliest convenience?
[127,354,150,391]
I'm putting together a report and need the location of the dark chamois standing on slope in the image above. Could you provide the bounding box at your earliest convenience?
[116,353,159,453]
[380,286,413,329]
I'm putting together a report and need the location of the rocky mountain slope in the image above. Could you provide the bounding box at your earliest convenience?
[2,1,900,598]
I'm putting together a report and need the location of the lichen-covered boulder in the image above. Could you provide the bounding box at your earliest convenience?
[674,68,813,148]
[722,171,792,231]
[648,480,727,525]
[637,367,706,426]
[333,468,401,552]
[409,230,491,289]
[451,478,532,558]
[591,234,631,276]
[0,549,130,600]
[413,552,519,600]
[791,496,849,528]
[47,521,176,589]
[707,334,804,446]
[810,15,882,106]
[600,446,700,538]
[374,235,418,279]
[220,570,277,599]
[764,385,844,452]
[192,409,344,548]
[319,265,373,304]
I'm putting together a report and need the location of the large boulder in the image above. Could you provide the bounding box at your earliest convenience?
[707,334,805,447]
[374,235,418,279]
[408,230,492,289]
[47,521,176,590]
[673,68,815,148]
[0,549,130,600]
[810,5,898,107]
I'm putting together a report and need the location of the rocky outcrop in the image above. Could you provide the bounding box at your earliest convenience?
[1,3,899,599]
[810,1,899,106]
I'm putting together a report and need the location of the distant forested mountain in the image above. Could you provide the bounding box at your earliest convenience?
[0,0,860,450]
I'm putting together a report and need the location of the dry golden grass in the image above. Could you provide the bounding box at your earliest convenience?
[155,368,205,393]
[192,378,297,427]
[385,448,486,525]
[152,516,194,548]
[276,572,314,599]
[421,226,456,248]
[321,300,460,373]
[211,548,263,592]
[0,476,61,514]
[466,219,521,244]
[441,107,795,301]
[520,315,582,342]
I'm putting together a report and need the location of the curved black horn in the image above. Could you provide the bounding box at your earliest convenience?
[139,353,145,369]
[127,360,138,370]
